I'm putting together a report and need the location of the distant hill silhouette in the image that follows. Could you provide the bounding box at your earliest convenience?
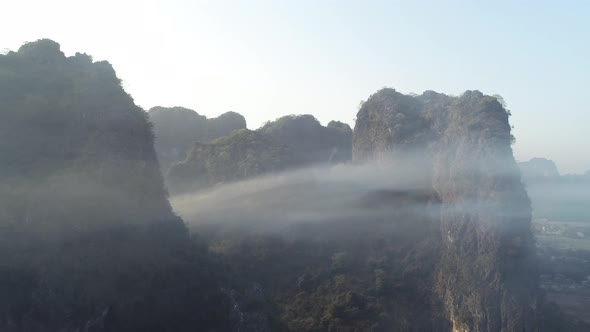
[167,114,352,194]
[259,114,352,165]
[519,158,590,222]
[167,129,290,193]
[148,106,246,171]
[519,157,560,178]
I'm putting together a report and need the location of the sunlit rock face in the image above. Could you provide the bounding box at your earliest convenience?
[353,88,538,331]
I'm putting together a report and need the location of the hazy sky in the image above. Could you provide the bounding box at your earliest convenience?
[2,0,588,173]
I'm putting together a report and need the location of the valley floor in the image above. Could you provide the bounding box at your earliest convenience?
[534,220,590,324]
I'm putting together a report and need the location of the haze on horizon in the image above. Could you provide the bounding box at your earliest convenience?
[1,0,588,173]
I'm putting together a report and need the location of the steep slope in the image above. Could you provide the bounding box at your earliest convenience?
[0,39,229,331]
[148,106,246,171]
[432,91,537,331]
[353,88,539,331]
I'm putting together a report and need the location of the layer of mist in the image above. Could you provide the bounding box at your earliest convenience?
[171,155,435,232]
[172,152,529,234]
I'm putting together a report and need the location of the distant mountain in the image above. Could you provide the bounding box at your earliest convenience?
[519,159,590,222]
[0,39,230,331]
[260,114,352,165]
[148,106,246,171]
[519,157,560,178]
[167,129,291,193]
[167,114,352,194]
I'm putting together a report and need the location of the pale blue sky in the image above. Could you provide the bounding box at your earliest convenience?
[2,0,589,173]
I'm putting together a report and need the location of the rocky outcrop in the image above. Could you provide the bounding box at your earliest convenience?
[0,39,230,331]
[353,89,448,161]
[353,88,538,331]
[0,39,176,231]
[432,91,537,331]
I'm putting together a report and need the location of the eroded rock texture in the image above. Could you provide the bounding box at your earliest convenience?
[353,88,538,331]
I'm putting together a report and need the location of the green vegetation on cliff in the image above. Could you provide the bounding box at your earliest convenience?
[167,129,290,193]
[149,106,247,171]
[260,114,352,166]
[167,114,352,194]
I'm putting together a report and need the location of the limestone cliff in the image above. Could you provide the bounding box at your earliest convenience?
[0,39,230,331]
[353,88,538,331]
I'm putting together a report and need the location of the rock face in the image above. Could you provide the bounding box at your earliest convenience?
[167,114,352,193]
[353,89,445,161]
[148,106,246,171]
[353,88,538,331]
[0,40,230,331]
[519,158,560,178]
[0,39,175,231]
